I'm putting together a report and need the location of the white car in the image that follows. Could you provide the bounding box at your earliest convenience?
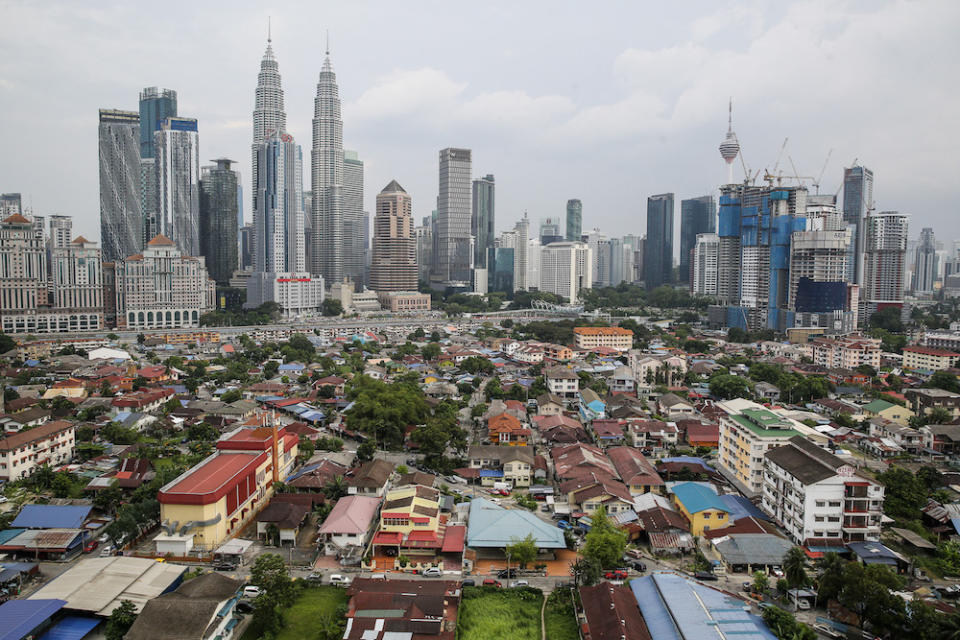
[0,496,8,504]
[770,566,784,578]
[422,567,442,577]
[329,574,351,586]
[510,580,529,588]
[242,586,263,598]
[796,599,811,610]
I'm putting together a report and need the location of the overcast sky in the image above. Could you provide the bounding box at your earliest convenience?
[1,0,958,249]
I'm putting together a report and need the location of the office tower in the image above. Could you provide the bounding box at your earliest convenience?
[540,217,563,245]
[48,215,72,250]
[679,196,716,283]
[0,194,22,216]
[116,235,216,330]
[623,234,644,283]
[540,241,592,302]
[139,88,177,245]
[415,223,433,284]
[609,237,634,287]
[98,110,142,263]
[370,180,417,292]
[527,238,542,291]
[716,183,807,330]
[863,212,908,319]
[311,49,345,283]
[912,227,937,294]
[50,235,104,331]
[239,223,253,270]
[513,215,529,291]
[472,174,495,269]
[31,216,45,242]
[252,33,287,199]
[343,150,366,287]
[718,99,740,185]
[566,199,582,242]
[691,233,720,296]
[842,165,874,284]
[199,158,239,285]
[154,117,200,257]
[248,132,324,316]
[487,246,515,294]
[432,148,473,287]
[585,229,611,287]
[644,193,674,290]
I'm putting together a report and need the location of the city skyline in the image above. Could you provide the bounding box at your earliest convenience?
[1,1,956,251]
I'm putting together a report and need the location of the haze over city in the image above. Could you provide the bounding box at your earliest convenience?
[1,0,958,247]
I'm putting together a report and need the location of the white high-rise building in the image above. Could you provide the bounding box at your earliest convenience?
[432,148,472,287]
[51,236,104,331]
[154,117,200,257]
[527,238,542,292]
[513,214,529,291]
[48,215,73,251]
[343,150,366,287]
[252,33,287,236]
[863,211,909,318]
[585,229,610,287]
[311,50,344,283]
[540,241,592,302]
[691,233,719,297]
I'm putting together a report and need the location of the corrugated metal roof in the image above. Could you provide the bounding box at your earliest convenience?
[12,505,91,529]
[0,599,66,640]
[37,615,99,640]
[466,498,565,548]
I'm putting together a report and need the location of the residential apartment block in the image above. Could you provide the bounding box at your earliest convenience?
[808,334,881,370]
[572,326,634,351]
[902,346,960,372]
[0,420,76,482]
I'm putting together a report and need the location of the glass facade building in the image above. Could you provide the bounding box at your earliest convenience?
[199,159,239,284]
[679,195,715,283]
[487,246,515,294]
[472,174,495,269]
[644,193,674,290]
[566,199,582,242]
[99,109,142,263]
[842,165,874,284]
[139,87,177,159]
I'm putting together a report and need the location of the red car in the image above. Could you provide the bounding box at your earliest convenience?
[83,540,99,553]
[497,490,511,496]
[604,570,627,580]
[482,579,502,588]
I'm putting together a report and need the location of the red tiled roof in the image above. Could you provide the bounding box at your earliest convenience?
[441,525,466,553]
[159,451,265,504]
[904,346,960,357]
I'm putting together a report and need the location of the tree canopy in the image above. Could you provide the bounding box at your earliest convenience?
[345,377,430,450]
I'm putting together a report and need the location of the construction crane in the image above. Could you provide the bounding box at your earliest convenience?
[812,148,833,194]
[786,156,816,188]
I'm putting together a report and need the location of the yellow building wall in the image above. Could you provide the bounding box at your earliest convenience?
[879,405,912,425]
[673,500,729,536]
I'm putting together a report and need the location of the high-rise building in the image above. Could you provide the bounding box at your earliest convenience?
[98,109,142,263]
[199,158,239,285]
[0,194,21,217]
[154,117,200,257]
[370,180,417,293]
[623,234,644,283]
[248,131,324,317]
[644,193,674,290]
[842,165,874,284]
[609,237,634,288]
[471,174,495,269]
[513,215,529,291]
[48,215,73,251]
[527,237,542,291]
[432,148,473,288]
[912,227,937,294]
[679,196,715,283]
[252,34,286,198]
[539,217,563,245]
[540,241,592,302]
[139,88,177,245]
[862,211,908,320]
[585,229,610,287]
[691,233,720,297]
[343,150,366,287]
[50,235,104,331]
[487,246,515,294]
[565,199,582,242]
[116,235,215,330]
[311,49,345,283]
[414,222,433,284]
[239,223,253,270]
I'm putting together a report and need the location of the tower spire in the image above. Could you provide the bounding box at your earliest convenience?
[728,97,732,131]
[268,16,271,43]
[325,29,330,56]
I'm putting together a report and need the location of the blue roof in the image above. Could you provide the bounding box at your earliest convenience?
[0,529,26,545]
[12,505,92,530]
[467,498,565,548]
[285,460,323,482]
[37,616,99,640]
[278,363,304,371]
[670,483,729,515]
[630,573,776,640]
[478,469,504,478]
[0,599,67,640]
[660,456,716,473]
[300,410,325,422]
[719,494,770,522]
[846,541,903,565]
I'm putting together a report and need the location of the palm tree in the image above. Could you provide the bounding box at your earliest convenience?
[323,476,346,500]
[783,546,808,589]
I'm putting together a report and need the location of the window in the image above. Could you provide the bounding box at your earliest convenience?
[816,500,826,508]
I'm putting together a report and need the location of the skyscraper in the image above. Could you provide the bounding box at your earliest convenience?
[539,217,563,245]
[585,229,610,287]
[252,33,286,195]
[343,150,366,287]
[311,49,345,283]
[718,99,740,185]
[679,196,715,283]
[99,109,142,263]
[370,180,416,293]
[842,165,874,284]
[912,227,937,294]
[566,199,582,242]
[487,246,515,294]
[863,211,908,318]
[432,148,473,287]
[471,174,495,269]
[513,214,530,291]
[154,117,200,257]
[644,193,674,290]
[540,241,592,302]
[788,202,854,330]
[199,159,239,285]
[48,215,72,250]
[691,233,720,296]
[139,88,177,245]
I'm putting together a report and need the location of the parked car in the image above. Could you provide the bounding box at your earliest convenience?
[242,586,263,598]
[213,562,237,571]
[422,567,442,577]
[556,520,572,530]
[99,545,115,557]
[329,575,351,586]
[769,566,784,578]
[462,579,476,587]
[498,568,518,579]
[742,581,753,592]
[555,581,576,589]
[624,548,643,560]
[83,540,98,553]
[235,601,254,614]
[693,571,718,581]
[813,624,844,639]
[796,599,811,610]
[510,580,529,588]
[306,572,323,582]
[0,496,8,504]
[482,579,502,587]
[604,570,628,580]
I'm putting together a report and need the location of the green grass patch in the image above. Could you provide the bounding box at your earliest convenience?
[457,586,542,640]
[241,585,348,640]
[544,588,578,640]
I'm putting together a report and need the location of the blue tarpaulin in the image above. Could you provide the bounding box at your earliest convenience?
[37,616,99,640]
[12,505,91,530]
[719,494,771,522]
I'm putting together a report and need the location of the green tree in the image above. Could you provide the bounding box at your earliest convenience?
[356,441,376,462]
[94,486,123,516]
[878,466,928,520]
[570,556,602,587]
[297,435,315,462]
[421,342,441,361]
[322,298,344,316]
[761,606,816,640]
[581,507,627,569]
[506,534,538,569]
[927,370,960,393]
[752,570,769,594]
[783,546,808,589]
[815,552,846,604]
[105,600,138,640]
[869,307,904,332]
[220,389,242,403]
[709,374,752,400]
